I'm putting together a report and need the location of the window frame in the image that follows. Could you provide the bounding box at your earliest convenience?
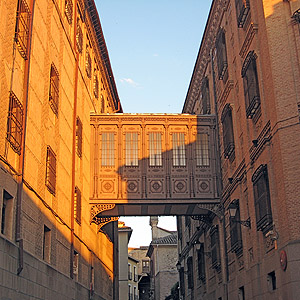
[74,186,81,225]
[125,132,139,167]
[210,225,221,270]
[215,28,228,80]
[229,200,243,255]
[101,132,115,167]
[172,132,186,167]
[221,104,235,159]
[235,0,250,28]
[187,256,194,289]
[49,63,59,115]
[45,146,56,195]
[195,133,210,167]
[7,91,24,155]
[201,77,211,114]
[76,117,83,158]
[149,132,162,167]
[76,21,83,53]
[197,244,206,282]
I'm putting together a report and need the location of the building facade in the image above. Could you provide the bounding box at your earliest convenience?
[0,0,121,298]
[179,0,300,299]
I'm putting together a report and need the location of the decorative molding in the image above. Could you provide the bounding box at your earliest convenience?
[90,204,116,223]
[218,80,234,107]
[239,23,258,59]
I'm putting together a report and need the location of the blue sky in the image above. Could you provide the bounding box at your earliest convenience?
[95,0,213,247]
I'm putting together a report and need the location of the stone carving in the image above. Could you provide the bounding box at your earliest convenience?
[127,180,138,193]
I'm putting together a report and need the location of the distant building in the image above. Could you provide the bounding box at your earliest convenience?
[128,256,139,300]
[147,217,178,300]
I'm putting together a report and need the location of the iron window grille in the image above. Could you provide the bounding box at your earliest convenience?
[101,133,115,167]
[187,257,194,290]
[172,133,186,167]
[215,28,228,80]
[49,64,59,115]
[197,245,206,282]
[7,91,24,154]
[229,201,243,255]
[235,0,250,28]
[74,186,81,224]
[210,225,221,270]
[93,74,99,99]
[221,104,235,159]
[85,51,92,78]
[242,51,260,119]
[45,146,56,195]
[201,77,211,114]
[15,0,30,59]
[195,133,209,167]
[149,132,162,166]
[252,164,273,233]
[76,22,83,53]
[64,0,73,24]
[125,133,139,166]
[76,117,82,158]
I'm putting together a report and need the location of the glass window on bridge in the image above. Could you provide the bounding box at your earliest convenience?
[125,133,139,166]
[101,133,115,167]
[195,133,210,167]
[172,133,186,167]
[149,132,162,167]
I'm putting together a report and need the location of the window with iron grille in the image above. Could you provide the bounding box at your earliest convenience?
[235,0,250,28]
[197,244,206,282]
[210,226,221,270]
[172,133,186,166]
[49,64,59,115]
[187,257,194,289]
[221,104,235,159]
[15,0,30,59]
[64,0,73,24]
[149,132,162,166]
[7,91,24,154]
[229,201,243,255]
[125,133,138,166]
[195,133,209,167]
[215,28,228,80]
[45,146,56,195]
[76,117,82,158]
[85,50,92,78]
[252,165,273,233]
[242,51,260,119]
[74,186,81,224]
[76,22,83,53]
[101,133,115,167]
[201,77,211,114]
[93,74,99,99]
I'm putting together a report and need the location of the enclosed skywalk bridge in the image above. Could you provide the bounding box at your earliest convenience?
[89,113,221,229]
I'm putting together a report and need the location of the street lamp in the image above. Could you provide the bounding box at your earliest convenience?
[228,200,251,228]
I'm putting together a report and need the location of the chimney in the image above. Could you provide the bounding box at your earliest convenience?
[149,216,159,240]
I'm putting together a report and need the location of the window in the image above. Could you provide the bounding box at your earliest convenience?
[74,187,81,224]
[235,0,250,28]
[128,285,133,300]
[252,165,273,233]
[187,257,194,289]
[230,201,243,255]
[73,250,79,280]
[101,133,115,167]
[1,190,14,238]
[215,28,228,80]
[221,104,235,159]
[197,244,206,282]
[201,77,211,114]
[142,260,150,273]
[210,226,221,270]
[64,0,73,24]
[179,267,185,296]
[15,0,30,59]
[242,51,260,119]
[267,271,276,291]
[45,146,56,195]
[238,286,245,300]
[76,22,83,53]
[133,266,137,282]
[43,225,51,263]
[195,133,209,167]
[149,132,162,166]
[125,133,138,166]
[172,133,186,167]
[49,64,59,115]
[76,117,82,158]
[128,264,132,280]
[7,91,24,154]
[85,50,92,78]
[93,74,99,99]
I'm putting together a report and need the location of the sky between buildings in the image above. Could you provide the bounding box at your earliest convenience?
[95,0,213,247]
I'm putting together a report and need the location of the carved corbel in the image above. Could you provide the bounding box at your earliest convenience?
[90,204,119,231]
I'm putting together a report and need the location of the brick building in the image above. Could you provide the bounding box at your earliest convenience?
[179,0,300,299]
[0,0,121,299]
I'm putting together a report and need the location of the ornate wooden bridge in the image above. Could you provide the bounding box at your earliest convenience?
[89,114,221,229]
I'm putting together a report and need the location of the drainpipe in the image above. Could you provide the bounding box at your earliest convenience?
[210,49,228,299]
[16,0,36,276]
[70,0,79,279]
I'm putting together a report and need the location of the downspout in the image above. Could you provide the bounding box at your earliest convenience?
[16,0,36,276]
[70,0,79,279]
[210,49,228,299]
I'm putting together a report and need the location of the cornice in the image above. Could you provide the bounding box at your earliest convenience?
[183,0,229,114]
